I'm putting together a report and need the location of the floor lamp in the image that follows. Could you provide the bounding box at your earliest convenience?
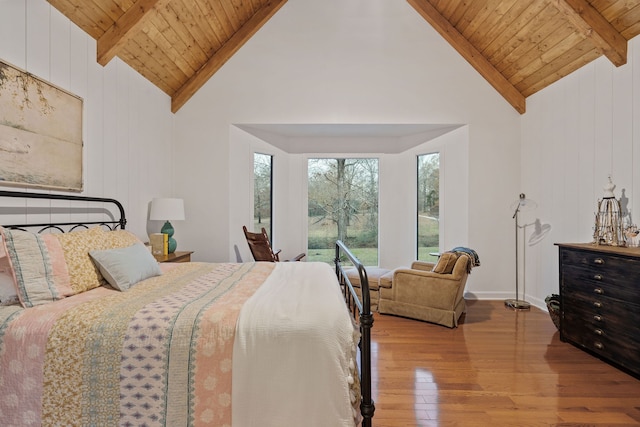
[505,193,536,310]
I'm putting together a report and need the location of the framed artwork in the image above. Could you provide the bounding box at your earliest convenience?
[0,59,83,192]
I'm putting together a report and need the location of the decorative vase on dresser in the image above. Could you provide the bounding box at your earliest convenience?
[556,243,640,378]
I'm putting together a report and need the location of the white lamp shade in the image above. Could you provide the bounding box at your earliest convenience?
[150,198,185,221]
[510,193,537,212]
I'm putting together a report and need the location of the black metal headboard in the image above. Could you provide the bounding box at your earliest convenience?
[0,190,126,232]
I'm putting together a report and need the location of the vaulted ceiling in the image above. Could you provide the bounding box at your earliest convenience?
[47,0,640,114]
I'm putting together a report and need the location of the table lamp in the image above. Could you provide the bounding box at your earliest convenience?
[149,198,185,253]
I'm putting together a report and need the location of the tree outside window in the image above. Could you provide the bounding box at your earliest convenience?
[253,153,273,237]
[417,153,440,260]
[308,158,378,265]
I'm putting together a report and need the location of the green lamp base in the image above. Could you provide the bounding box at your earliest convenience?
[161,220,177,254]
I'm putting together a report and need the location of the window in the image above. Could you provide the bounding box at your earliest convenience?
[417,153,440,260]
[308,158,379,265]
[253,153,273,237]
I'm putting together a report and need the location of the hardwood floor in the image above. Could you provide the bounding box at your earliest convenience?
[370,300,640,426]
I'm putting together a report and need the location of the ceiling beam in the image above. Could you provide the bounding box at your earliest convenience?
[97,0,170,66]
[406,0,526,114]
[171,0,288,113]
[553,0,627,67]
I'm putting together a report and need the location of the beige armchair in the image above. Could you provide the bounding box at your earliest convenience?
[378,256,469,328]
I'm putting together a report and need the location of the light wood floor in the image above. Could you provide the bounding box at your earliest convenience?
[370,300,640,427]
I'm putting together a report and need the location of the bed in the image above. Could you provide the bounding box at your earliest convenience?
[0,190,374,426]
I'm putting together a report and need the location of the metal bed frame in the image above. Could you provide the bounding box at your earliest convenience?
[335,240,375,426]
[0,190,375,426]
[0,190,126,232]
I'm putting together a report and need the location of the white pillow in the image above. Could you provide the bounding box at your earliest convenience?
[89,242,162,291]
[0,271,18,306]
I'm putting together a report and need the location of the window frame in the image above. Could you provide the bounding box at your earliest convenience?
[416,151,440,261]
[253,152,274,239]
[305,155,380,265]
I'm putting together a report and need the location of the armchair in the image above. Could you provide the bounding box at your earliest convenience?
[378,256,469,328]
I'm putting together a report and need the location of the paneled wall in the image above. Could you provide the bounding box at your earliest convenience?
[173,0,522,301]
[0,1,174,239]
[522,38,640,307]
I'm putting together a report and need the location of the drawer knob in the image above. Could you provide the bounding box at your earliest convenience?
[593,258,605,265]
[594,328,604,336]
[593,315,603,322]
[593,301,602,309]
[594,342,604,350]
[594,287,604,294]
[593,274,603,281]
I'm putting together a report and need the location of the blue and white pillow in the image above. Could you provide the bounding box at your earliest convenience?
[89,242,161,291]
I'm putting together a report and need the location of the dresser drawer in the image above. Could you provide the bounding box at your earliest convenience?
[562,265,640,305]
[561,248,640,280]
[562,294,640,341]
[561,246,640,267]
[562,309,640,373]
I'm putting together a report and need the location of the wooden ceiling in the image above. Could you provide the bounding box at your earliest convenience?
[409,0,640,114]
[47,0,287,113]
[46,0,640,114]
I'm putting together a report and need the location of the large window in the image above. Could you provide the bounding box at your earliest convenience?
[253,153,273,237]
[417,153,440,260]
[308,158,379,265]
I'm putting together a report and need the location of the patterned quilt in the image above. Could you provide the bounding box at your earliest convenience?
[0,261,357,427]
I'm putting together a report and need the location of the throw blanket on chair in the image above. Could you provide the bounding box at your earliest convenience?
[451,247,480,273]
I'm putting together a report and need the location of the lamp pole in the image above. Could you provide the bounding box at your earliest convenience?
[505,193,531,310]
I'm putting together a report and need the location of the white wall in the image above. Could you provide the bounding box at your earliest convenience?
[174,0,522,301]
[228,125,294,262]
[521,37,640,308]
[0,1,174,239]
[390,126,470,269]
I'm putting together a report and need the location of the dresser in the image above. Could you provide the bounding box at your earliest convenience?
[557,243,640,378]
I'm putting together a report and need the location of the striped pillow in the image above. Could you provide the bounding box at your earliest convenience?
[1,228,73,308]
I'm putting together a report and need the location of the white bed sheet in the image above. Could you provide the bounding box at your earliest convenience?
[232,261,360,427]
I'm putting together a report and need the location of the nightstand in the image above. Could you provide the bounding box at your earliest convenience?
[153,251,193,263]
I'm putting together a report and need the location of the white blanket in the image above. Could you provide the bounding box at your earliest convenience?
[232,262,359,427]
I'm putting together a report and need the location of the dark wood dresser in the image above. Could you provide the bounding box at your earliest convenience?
[557,243,640,378]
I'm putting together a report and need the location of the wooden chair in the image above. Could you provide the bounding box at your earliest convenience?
[242,226,305,262]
